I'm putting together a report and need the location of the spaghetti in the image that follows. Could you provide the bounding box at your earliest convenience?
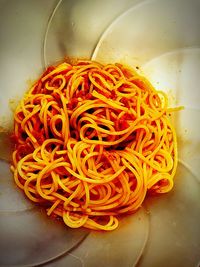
[11,60,179,231]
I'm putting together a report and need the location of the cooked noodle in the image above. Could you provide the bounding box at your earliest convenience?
[11,60,179,231]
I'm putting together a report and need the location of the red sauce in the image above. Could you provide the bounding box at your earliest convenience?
[32,130,45,145]
[16,143,33,160]
[120,97,130,108]
[68,98,78,110]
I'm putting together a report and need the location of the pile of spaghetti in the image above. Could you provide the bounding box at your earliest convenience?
[11,60,178,231]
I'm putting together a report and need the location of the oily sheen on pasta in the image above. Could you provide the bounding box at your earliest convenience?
[11,60,178,231]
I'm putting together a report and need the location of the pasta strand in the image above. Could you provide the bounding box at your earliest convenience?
[11,60,180,231]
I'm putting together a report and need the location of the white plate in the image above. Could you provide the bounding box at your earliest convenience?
[0,0,200,266]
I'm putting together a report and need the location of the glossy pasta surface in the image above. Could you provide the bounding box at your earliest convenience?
[11,60,178,230]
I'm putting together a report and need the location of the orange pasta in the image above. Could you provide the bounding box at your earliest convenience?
[11,60,179,231]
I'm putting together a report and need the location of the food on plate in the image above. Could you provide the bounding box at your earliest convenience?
[11,60,179,230]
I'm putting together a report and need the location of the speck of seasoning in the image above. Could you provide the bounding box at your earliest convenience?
[136,66,139,70]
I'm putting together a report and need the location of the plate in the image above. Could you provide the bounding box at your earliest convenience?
[0,0,200,266]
